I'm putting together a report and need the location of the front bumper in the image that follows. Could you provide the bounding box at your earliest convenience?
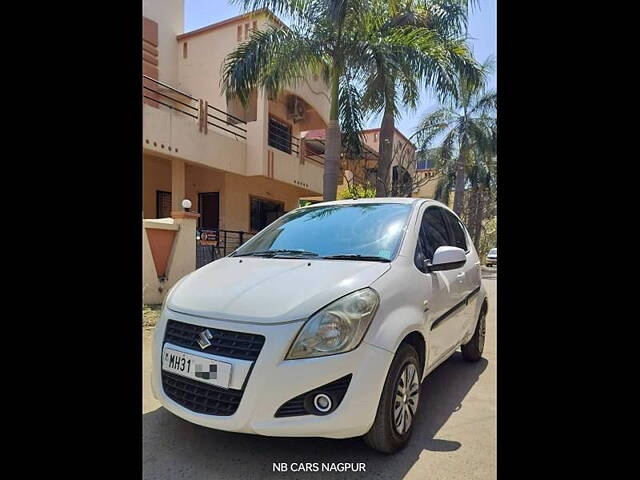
[151,309,394,439]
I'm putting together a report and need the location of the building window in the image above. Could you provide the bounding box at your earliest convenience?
[250,197,285,231]
[252,21,257,31]
[237,25,242,42]
[183,42,188,59]
[244,23,250,40]
[156,191,172,218]
[268,116,292,154]
[416,159,427,170]
[426,156,435,169]
[373,133,378,142]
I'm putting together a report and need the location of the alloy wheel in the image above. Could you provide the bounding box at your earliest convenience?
[393,363,420,435]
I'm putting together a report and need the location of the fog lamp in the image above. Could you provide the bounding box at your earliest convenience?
[313,393,332,413]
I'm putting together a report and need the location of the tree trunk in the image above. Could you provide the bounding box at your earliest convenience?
[376,105,395,197]
[472,186,485,250]
[466,186,478,239]
[452,146,467,215]
[323,68,341,201]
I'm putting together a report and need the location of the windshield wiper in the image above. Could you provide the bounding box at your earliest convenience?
[322,254,391,262]
[234,249,319,258]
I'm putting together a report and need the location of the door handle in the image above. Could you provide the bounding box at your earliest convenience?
[456,272,465,283]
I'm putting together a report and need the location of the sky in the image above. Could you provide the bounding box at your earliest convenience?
[184,0,496,139]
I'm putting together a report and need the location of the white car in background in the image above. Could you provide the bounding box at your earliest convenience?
[486,248,497,267]
[152,198,488,453]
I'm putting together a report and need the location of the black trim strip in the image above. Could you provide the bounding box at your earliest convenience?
[467,286,481,302]
[430,284,481,330]
[431,299,466,330]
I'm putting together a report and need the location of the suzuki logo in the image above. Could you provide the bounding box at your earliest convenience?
[197,329,213,349]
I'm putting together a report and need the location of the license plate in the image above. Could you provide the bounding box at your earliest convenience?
[162,346,232,389]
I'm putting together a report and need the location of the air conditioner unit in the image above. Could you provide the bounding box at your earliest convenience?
[287,96,306,123]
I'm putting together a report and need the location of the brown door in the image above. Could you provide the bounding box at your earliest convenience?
[199,192,220,230]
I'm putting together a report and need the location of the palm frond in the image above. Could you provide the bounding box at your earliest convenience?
[466,119,493,154]
[383,26,480,102]
[221,25,325,105]
[230,0,313,19]
[455,55,492,105]
[413,107,456,148]
[440,127,458,160]
[469,90,497,116]
[339,72,366,156]
[421,0,471,37]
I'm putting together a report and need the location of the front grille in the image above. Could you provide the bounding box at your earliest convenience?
[162,371,243,416]
[164,320,265,361]
[275,374,352,417]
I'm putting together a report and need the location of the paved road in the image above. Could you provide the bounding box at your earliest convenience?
[143,271,496,480]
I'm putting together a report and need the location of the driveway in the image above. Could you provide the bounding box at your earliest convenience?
[143,271,496,479]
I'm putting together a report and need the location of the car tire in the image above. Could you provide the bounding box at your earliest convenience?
[461,308,486,362]
[363,343,421,454]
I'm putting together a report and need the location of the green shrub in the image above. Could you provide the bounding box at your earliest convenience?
[338,184,377,200]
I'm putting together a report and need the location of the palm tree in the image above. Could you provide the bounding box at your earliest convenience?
[222,0,376,201]
[414,58,496,215]
[358,0,482,197]
[423,117,496,248]
[465,142,496,248]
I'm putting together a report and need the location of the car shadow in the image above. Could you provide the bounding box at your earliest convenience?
[143,352,488,480]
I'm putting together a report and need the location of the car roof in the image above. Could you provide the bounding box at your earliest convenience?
[299,197,446,209]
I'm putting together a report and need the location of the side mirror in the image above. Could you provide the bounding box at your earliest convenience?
[424,246,466,272]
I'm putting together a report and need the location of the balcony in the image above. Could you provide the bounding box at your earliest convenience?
[143,75,325,195]
[143,75,248,175]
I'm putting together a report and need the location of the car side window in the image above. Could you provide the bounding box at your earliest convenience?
[414,207,450,272]
[442,210,468,252]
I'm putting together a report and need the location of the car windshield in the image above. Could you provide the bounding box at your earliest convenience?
[233,203,413,261]
[489,248,497,255]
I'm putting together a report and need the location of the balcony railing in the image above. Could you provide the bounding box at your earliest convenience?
[143,75,247,141]
[144,75,327,170]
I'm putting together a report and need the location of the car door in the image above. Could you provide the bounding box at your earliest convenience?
[415,206,466,367]
[441,209,482,336]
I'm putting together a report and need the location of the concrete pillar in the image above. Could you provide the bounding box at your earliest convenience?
[171,159,186,212]
[165,212,200,284]
[245,89,269,176]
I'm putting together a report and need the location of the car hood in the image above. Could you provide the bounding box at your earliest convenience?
[167,257,392,324]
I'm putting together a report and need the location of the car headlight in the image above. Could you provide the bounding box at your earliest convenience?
[286,288,380,360]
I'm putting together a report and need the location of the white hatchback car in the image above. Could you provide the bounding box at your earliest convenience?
[151,198,488,453]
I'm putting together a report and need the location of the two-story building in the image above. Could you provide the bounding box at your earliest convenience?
[142,2,330,303]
